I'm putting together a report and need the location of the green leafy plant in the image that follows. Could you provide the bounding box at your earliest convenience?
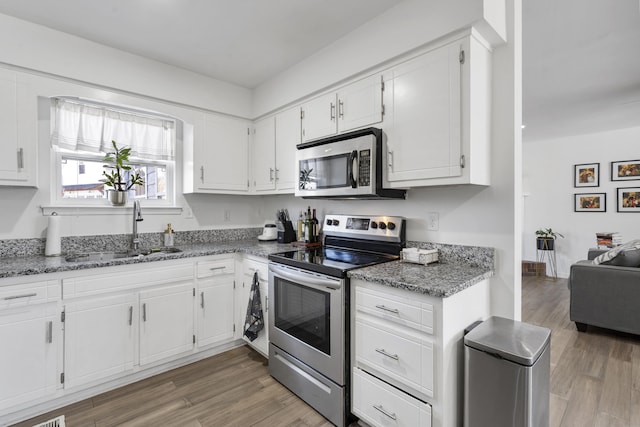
[101,140,144,191]
[535,228,564,239]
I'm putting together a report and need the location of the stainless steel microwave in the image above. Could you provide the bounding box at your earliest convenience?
[295,128,406,199]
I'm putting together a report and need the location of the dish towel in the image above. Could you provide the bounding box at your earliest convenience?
[244,271,264,342]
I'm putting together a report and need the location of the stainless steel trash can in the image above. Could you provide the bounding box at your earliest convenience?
[464,316,551,427]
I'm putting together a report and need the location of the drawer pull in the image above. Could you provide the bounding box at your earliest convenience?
[373,404,397,420]
[210,266,226,271]
[4,293,37,300]
[128,306,133,326]
[375,304,399,314]
[201,292,205,309]
[375,348,399,361]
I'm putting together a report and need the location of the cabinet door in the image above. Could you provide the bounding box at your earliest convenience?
[251,117,276,192]
[196,114,250,192]
[0,69,20,182]
[386,43,462,184]
[240,260,269,357]
[139,282,194,366]
[64,293,136,389]
[337,74,384,133]
[197,276,235,348]
[0,304,58,412]
[274,107,300,192]
[301,93,338,143]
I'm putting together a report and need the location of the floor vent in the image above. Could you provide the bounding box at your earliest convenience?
[32,415,65,427]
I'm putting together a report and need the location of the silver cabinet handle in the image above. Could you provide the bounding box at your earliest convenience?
[200,291,205,309]
[375,304,399,314]
[269,168,274,182]
[373,404,397,421]
[128,306,133,326]
[17,148,24,169]
[210,266,226,271]
[142,303,147,322]
[375,348,399,360]
[330,102,336,120]
[265,296,268,313]
[4,293,37,300]
[387,150,394,169]
[200,166,204,182]
[338,99,344,119]
[275,168,279,182]
[46,321,53,343]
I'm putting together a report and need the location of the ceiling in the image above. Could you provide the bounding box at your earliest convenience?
[0,0,638,142]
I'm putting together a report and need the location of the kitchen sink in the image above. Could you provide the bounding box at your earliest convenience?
[64,247,182,263]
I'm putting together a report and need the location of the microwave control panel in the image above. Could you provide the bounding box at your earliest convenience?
[358,149,371,186]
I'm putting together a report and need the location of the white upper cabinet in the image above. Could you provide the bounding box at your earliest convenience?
[0,68,37,187]
[385,34,491,188]
[251,106,299,194]
[301,74,384,143]
[184,113,250,194]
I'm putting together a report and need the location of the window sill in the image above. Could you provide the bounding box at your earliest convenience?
[41,205,183,216]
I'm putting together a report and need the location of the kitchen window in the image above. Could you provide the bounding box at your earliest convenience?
[50,98,176,207]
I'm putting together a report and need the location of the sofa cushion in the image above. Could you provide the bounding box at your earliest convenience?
[593,240,640,267]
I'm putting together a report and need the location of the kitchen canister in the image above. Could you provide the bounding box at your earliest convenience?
[45,212,62,257]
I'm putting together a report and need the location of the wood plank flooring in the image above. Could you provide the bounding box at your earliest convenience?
[14,276,640,426]
[522,275,640,427]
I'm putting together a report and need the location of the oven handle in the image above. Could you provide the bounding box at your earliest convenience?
[269,264,341,290]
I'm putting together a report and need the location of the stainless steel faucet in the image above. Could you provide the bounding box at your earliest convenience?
[131,200,143,251]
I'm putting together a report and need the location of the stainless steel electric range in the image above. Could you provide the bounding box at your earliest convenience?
[268,214,406,427]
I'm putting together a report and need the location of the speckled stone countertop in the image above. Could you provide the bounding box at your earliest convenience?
[348,261,493,298]
[0,240,294,280]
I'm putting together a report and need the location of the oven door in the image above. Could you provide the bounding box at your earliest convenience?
[268,262,345,384]
[295,132,375,198]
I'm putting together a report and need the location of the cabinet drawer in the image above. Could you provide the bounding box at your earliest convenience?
[355,318,433,399]
[243,259,268,282]
[356,287,433,335]
[196,258,235,278]
[0,280,59,309]
[353,367,432,427]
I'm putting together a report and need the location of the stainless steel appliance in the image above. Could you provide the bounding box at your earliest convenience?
[295,128,406,199]
[268,214,406,427]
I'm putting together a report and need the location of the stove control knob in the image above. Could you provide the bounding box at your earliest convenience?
[326,219,333,226]
[378,222,387,230]
[370,221,378,229]
[333,219,340,226]
[387,222,396,230]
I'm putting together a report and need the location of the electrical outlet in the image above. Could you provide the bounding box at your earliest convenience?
[224,210,231,221]
[427,212,439,231]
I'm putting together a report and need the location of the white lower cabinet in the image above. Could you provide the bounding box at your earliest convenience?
[238,256,269,357]
[64,292,136,389]
[196,256,236,348]
[139,282,194,366]
[0,280,60,413]
[353,368,432,427]
[352,278,490,427]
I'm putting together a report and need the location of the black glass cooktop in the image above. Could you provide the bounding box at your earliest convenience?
[268,247,398,278]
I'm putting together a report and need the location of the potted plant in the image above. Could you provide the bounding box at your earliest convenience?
[102,140,144,206]
[535,228,564,251]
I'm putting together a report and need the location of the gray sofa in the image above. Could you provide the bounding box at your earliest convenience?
[569,249,640,335]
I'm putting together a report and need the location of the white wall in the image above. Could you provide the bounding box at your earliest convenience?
[523,125,640,278]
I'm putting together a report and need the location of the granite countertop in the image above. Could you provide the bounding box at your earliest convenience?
[348,259,494,298]
[0,239,294,280]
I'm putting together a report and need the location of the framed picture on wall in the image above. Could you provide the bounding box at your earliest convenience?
[611,160,640,181]
[574,193,606,212]
[616,187,640,212]
[574,163,599,187]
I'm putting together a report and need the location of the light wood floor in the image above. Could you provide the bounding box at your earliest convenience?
[14,276,640,426]
[522,275,640,427]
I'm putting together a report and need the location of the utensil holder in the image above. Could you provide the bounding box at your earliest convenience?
[277,221,296,243]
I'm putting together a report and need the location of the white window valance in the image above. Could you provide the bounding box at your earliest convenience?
[51,98,176,161]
